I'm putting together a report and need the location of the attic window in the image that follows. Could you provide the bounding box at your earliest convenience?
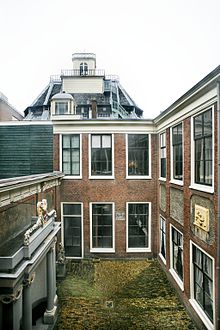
[80,62,88,76]
[55,101,69,115]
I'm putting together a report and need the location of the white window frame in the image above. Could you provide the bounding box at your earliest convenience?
[126,202,151,252]
[60,133,82,179]
[89,134,114,179]
[170,122,184,186]
[126,133,151,179]
[159,131,166,181]
[61,202,84,259]
[190,106,214,194]
[159,215,166,264]
[90,202,115,253]
[169,225,184,291]
[189,241,215,330]
[55,101,69,115]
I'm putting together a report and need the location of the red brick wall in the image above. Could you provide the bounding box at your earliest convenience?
[54,132,158,258]
[158,104,217,313]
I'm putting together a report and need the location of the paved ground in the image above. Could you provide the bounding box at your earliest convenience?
[56,259,197,330]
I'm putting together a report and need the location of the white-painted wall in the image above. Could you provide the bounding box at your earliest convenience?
[62,77,104,93]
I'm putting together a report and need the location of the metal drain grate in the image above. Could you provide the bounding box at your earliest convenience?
[105,300,114,309]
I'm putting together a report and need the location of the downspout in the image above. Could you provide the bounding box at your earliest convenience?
[217,80,220,329]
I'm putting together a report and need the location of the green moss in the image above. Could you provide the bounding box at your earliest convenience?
[57,260,198,329]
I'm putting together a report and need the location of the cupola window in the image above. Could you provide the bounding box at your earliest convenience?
[80,62,88,76]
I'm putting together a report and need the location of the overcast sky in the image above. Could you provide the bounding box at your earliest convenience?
[1,0,220,118]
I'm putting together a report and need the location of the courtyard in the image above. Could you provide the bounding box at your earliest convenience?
[56,259,198,330]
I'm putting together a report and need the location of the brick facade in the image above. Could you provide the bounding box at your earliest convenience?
[54,132,158,258]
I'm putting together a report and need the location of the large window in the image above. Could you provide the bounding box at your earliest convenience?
[159,217,166,262]
[90,134,113,177]
[127,203,150,252]
[160,132,166,178]
[127,134,149,177]
[172,123,183,181]
[55,101,68,115]
[194,109,212,186]
[192,244,213,323]
[62,134,81,176]
[90,203,114,252]
[170,226,183,283]
[62,203,83,258]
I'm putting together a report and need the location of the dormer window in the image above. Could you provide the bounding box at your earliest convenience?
[55,101,68,115]
[51,92,76,117]
[80,62,88,76]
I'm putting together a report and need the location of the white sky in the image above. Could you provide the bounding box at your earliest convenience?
[1,0,220,118]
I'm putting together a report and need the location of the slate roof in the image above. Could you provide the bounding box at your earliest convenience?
[24,79,143,119]
[72,93,110,105]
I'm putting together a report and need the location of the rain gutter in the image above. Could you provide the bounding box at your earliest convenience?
[217,80,220,329]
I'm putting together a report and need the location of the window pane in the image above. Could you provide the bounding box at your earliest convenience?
[72,162,79,175]
[63,204,81,215]
[63,150,70,162]
[194,114,203,138]
[72,150,79,162]
[91,135,112,176]
[203,110,212,136]
[71,135,79,148]
[128,203,149,248]
[92,135,101,148]
[192,245,213,322]
[63,163,71,175]
[92,204,113,249]
[128,135,149,176]
[172,228,183,280]
[102,135,111,148]
[194,110,212,186]
[62,134,80,176]
[63,135,70,148]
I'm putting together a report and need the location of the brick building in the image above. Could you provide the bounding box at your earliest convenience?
[21,53,220,329]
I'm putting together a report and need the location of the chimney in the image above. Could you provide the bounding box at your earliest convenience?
[91,99,97,119]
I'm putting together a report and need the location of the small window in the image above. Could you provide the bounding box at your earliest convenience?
[90,203,114,252]
[127,134,149,177]
[91,134,112,177]
[194,109,212,186]
[55,101,68,115]
[80,62,88,75]
[171,226,183,281]
[62,134,80,176]
[160,132,166,178]
[159,217,166,261]
[192,244,213,322]
[127,202,150,251]
[172,123,183,181]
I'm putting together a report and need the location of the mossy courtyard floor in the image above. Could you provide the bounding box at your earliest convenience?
[57,259,197,330]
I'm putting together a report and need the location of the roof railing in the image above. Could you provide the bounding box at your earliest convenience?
[61,69,105,77]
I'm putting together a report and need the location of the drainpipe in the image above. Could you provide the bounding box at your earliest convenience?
[217,80,220,329]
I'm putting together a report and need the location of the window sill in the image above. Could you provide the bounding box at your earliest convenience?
[89,176,115,180]
[65,256,83,259]
[126,247,151,253]
[169,179,183,186]
[159,253,166,264]
[126,176,152,180]
[90,248,115,253]
[189,184,214,194]
[189,299,214,330]
[63,175,82,179]
[169,268,184,291]
[159,177,166,182]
